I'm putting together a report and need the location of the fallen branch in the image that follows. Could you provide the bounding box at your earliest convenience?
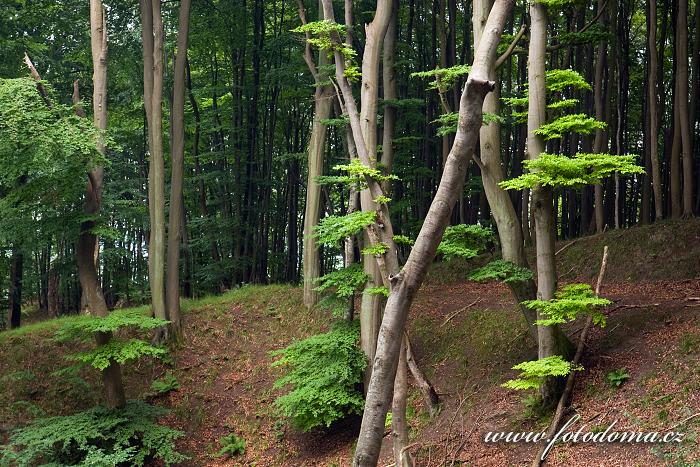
[555,239,579,256]
[405,332,440,417]
[441,298,481,326]
[531,245,609,467]
[666,412,700,431]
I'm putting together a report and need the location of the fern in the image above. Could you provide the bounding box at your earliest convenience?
[0,400,187,466]
[271,321,367,431]
[215,433,246,457]
[150,372,180,395]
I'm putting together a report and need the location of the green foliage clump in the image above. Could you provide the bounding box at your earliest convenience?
[524,284,611,327]
[0,400,187,466]
[502,356,582,390]
[215,433,246,458]
[433,112,504,136]
[366,286,389,297]
[393,235,415,246]
[411,64,471,92]
[271,321,367,431]
[315,264,368,300]
[545,69,592,92]
[469,260,534,284]
[53,309,170,372]
[437,224,494,261]
[605,368,630,388]
[55,308,168,340]
[332,159,399,188]
[534,113,606,140]
[67,339,167,371]
[291,20,359,81]
[312,211,376,246]
[0,78,106,245]
[361,242,389,256]
[500,153,645,190]
[150,372,180,395]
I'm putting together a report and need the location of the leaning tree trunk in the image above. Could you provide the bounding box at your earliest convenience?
[75,1,126,409]
[165,0,192,339]
[345,0,515,462]
[647,0,663,220]
[474,0,539,340]
[141,0,167,326]
[527,0,572,408]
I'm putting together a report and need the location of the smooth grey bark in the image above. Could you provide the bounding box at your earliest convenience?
[676,0,693,217]
[592,0,608,233]
[647,0,663,220]
[527,0,573,407]
[165,0,191,338]
[141,0,167,325]
[473,0,538,340]
[298,0,334,309]
[391,338,412,467]
[336,0,514,462]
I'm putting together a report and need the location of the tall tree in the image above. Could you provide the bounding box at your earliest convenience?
[647,0,663,220]
[75,1,126,409]
[165,0,192,338]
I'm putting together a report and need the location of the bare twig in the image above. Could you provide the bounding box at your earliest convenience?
[531,246,609,467]
[555,239,579,256]
[495,24,527,69]
[666,413,700,431]
[441,298,481,326]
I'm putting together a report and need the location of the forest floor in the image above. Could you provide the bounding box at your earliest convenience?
[1,218,699,466]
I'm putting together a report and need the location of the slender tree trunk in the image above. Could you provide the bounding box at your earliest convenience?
[74,2,126,409]
[474,0,538,340]
[527,0,572,408]
[346,1,514,462]
[299,0,334,309]
[165,0,192,338]
[676,0,693,217]
[593,0,608,233]
[647,0,663,220]
[141,0,167,325]
[8,248,22,329]
[391,338,412,467]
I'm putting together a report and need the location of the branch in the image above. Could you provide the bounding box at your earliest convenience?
[23,52,52,108]
[548,0,608,52]
[495,24,526,69]
[295,0,320,84]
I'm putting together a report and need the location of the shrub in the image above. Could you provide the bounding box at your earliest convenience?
[605,368,630,388]
[0,400,187,466]
[271,321,367,431]
[215,433,246,458]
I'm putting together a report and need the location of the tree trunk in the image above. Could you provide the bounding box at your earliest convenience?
[527,0,572,408]
[391,338,412,467]
[676,0,693,217]
[474,0,538,340]
[8,247,22,329]
[165,0,191,339]
[593,0,608,233]
[141,0,167,326]
[647,0,663,220]
[299,0,335,309]
[347,1,514,462]
[74,2,126,409]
